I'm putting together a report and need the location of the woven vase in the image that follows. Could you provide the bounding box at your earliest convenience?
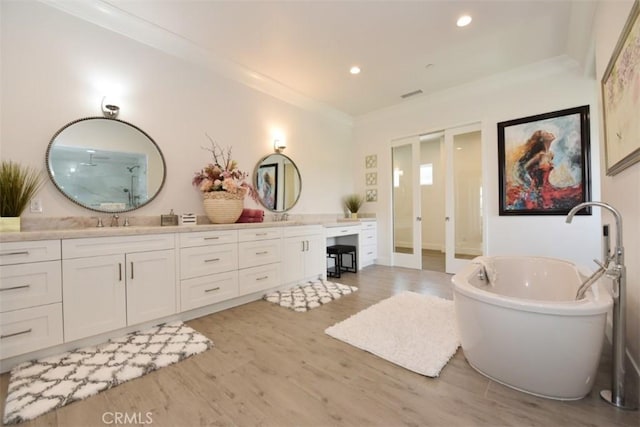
[203,191,245,224]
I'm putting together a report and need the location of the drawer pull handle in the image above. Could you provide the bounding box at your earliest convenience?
[0,251,30,256]
[204,237,220,240]
[205,287,221,293]
[256,276,269,281]
[1,329,32,339]
[255,251,268,255]
[0,284,31,292]
[341,229,349,232]
[204,258,220,263]
[255,232,267,236]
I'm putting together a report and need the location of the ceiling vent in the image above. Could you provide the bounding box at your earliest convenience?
[401,89,423,99]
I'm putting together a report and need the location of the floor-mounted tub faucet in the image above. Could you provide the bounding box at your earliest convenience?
[566,201,637,410]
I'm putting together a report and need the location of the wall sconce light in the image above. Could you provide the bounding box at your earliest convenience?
[274,139,287,153]
[101,97,120,119]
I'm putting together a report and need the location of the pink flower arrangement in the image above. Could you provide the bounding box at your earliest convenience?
[192,137,258,201]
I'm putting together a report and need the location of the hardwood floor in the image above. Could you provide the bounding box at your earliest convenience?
[1,265,639,427]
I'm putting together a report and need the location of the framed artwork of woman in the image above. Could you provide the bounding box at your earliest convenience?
[257,163,278,210]
[497,105,591,215]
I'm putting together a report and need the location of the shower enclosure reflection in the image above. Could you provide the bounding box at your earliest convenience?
[49,147,148,210]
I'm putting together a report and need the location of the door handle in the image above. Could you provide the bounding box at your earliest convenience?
[445,217,450,222]
[416,217,422,221]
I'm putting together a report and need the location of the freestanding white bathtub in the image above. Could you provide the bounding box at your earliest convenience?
[452,256,613,400]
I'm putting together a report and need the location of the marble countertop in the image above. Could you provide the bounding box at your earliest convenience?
[0,218,376,243]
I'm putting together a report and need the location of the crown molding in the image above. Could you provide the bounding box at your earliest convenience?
[40,0,354,126]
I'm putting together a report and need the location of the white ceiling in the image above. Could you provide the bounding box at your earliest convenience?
[103,0,596,117]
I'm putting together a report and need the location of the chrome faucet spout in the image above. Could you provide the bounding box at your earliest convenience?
[566,201,623,264]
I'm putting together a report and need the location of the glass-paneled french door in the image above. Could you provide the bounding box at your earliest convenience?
[392,123,483,274]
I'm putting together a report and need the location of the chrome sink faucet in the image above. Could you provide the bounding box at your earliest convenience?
[110,214,120,227]
[566,201,636,410]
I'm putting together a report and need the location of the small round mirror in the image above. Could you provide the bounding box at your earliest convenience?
[254,153,301,212]
[46,117,166,213]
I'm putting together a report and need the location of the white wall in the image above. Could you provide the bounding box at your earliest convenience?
[354,56,601,269]
[0,1,354,218]
[594,0,639,382]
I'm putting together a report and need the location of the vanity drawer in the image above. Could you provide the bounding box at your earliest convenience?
[361,221,377,230]
[238,264,280,295]
[361,229,377,246]
[179,230,238,248]
[325,225,360,238]
[180,243,238,279]
[238,240,281,269]
[63,234,174,259]
[180,271,239,311]
[0,240,61,265]
[238,228,282,242]
[0,303,63,359]
[0,261,62,313]
[283,225,323,238]
[361,245,377,264]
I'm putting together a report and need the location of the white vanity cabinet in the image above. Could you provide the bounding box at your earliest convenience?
[282,225,325,285]
[0,240,64,359]
[360,221,377,267]
[62,234,176,342]
[179,230,239,311]
[237,228,281,295]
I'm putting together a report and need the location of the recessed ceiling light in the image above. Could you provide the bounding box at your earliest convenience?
[350,66,361,75]
[457,15,472,27]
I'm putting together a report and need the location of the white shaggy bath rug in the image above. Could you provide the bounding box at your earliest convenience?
[263,280,358,312]
[3,321,212,425]
[325,292,459,377]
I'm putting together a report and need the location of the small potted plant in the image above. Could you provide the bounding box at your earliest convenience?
[344,194,364,219]
[0,160,45,231]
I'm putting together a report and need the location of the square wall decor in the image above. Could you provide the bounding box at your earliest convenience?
[366,172,377,186]
[366,189,378,202]
[365,154,377,169]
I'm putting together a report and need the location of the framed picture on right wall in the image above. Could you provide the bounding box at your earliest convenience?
[602,0,640,175]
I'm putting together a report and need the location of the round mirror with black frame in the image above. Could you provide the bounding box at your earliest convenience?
[46,117,166,213]
[254,153,301,212]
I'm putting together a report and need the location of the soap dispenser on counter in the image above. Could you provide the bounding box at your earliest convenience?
[161,209,179,226]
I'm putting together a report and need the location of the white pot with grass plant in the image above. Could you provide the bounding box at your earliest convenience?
[344,194,364,219]
[0,160,45,232]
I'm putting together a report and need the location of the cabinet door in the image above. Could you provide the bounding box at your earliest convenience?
[304,234,326,281]
[62,254,126,342]
[282,238,305,285]
[126,249,176,326]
